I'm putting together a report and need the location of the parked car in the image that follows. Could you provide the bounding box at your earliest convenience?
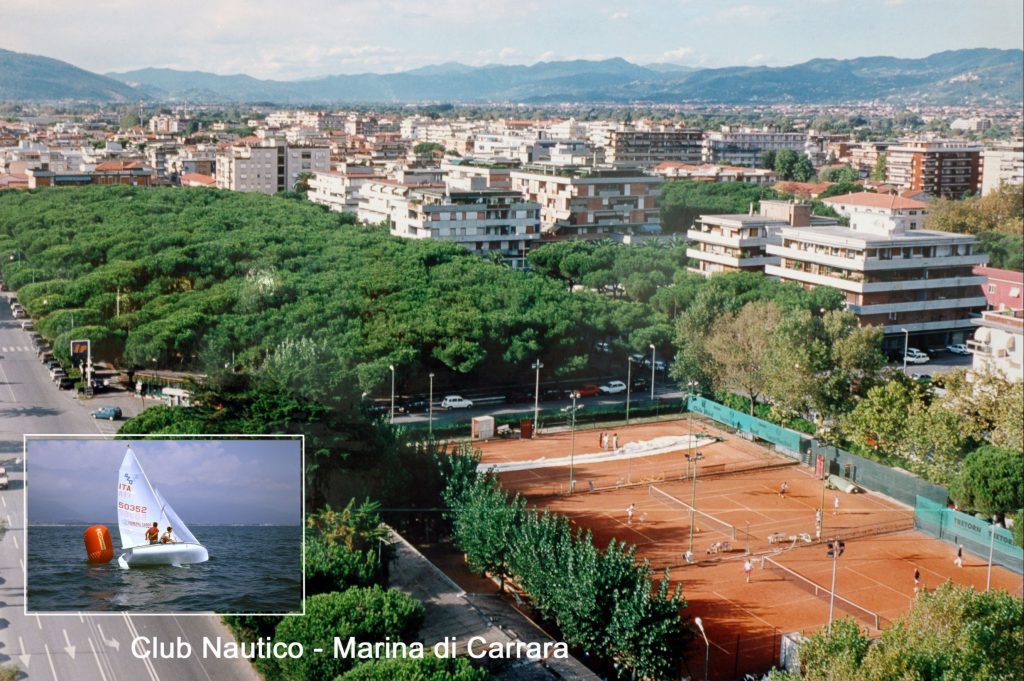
[91,406,123,421]
[903,349,930,364]
[441,395,474,410]
[365,401,392,417]
[573,384,602,398]
[594,341,612,353]
[541,387,565,401]
[57,377,76,390]
[38,350,54,361]
[0,466,7,489]
[504,390,533,405]
[12,308,26,319]
[629,353,646,365]
[599,380,627,395]
[643,358,667,372]
[400,397,430,414]
[946,343,970,355]
[20,320,33,331]
[631,376,649,391]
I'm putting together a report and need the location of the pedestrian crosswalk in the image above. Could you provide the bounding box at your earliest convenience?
[0,346,33,353]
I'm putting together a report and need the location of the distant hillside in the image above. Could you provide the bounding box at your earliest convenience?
[109,49,1024,104]
[0,48,139,102]
[1,46,1020,104]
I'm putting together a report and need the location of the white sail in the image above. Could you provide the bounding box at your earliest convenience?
[117,446,163,549]
[154,488,199,545]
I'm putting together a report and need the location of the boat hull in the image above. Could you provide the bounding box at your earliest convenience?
[119,542,209,568]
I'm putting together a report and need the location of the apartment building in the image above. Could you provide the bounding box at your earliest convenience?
[974,266,1023,310]
[148,115,185,134]
[847,142,891,177]
[392,185,542,269]
[654,163,775,184]
[307,164,381,213]
[215,139,329,194]
[981,138,1024,196]
[885,140,982,198]
[509,165,662,236]
[764,192,987,347]
[686,201,838,276]
[702,126,808,167]
[605,129,704,168]
[26,161,155,188]
[968,308,1023,382]
[441,158,516,190]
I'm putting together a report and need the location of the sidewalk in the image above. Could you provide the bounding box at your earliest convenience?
[387,530,601,680]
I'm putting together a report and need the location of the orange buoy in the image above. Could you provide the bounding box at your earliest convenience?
[84,525,114,563]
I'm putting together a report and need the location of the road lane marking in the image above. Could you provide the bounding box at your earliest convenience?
[63,628,77,660]
[173,615,214,681]
[36,613,42,629]
[0,360,17,402]
[44,643,58,681]
[2,496,6,507]
[18,635,31,668]
[88,637,112,681]
[11,533,17,549]
[123,613,161,681]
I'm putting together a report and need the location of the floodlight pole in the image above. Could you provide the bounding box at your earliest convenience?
[626,357,632,424]
[649,344,656,401]
[828,545,839,631]
[389,364,396,424]
[986,523,996,592]
[901,328,909,374]
[532,359,543,435]
[429,372,435,437]
[569,391,578,494]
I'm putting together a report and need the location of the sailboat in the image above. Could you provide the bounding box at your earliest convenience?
[116,445,209,568]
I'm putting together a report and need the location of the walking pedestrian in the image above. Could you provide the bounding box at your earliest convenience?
[626,503,635,525]
[598,431,604,448]
[779,481,788,498]
[913,567,920,593]
[744,558,753,583]
[833,495,840,515]
[815,509,823,539]
[613,433,619,450]
[602,432,609,450]
[955,544,963,568]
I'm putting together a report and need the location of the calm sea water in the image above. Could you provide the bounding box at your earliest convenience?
[27,525,303,613]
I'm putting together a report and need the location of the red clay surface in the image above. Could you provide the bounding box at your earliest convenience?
[475,417,1024,680]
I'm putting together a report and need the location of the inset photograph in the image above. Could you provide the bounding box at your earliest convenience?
[26,436,303,614]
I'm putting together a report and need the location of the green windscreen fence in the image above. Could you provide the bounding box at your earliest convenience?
[687,395,808,455]
[915,496,1023,575]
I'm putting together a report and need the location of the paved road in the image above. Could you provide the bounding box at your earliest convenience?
[893,352,973,379]
[0,296,260,681]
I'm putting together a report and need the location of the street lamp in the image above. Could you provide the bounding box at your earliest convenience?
[826,539,845,631]
[901,327,909,374]
[687,379,698,459]
[532,359,543,435]
[694,616,710,681]
[685,451,704,553]
[649,343,656,402]
[569,391,579,494]
[626,355,634,425]
[389,364,395,424]
[429,372,435,437]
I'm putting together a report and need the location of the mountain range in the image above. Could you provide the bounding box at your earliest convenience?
[1,47,1021,105]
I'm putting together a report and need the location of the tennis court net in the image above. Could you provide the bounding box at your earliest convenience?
[648,484,738,539]
[763,557,884,630]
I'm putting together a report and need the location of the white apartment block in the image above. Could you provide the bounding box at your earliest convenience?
[764,192,987,344]
[655,163,775,184]
[509,165,663,236]
[605,129,704,168]
[148,115,185,134]
[307,165,381,213]
[686,201,837,276]
[703,127,808,166]
[216,140,329,194]
[969,308,1023,382]
[981,138,1024,196]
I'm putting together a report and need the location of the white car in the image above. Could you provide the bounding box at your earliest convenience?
[946,344,970,355]
[599,380,627,395]
[0,466,7,490]
[903,350,930,364]
[440,395,473,410]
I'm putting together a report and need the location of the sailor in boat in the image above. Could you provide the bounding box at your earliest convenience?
[146,522,160,544]
[160,526,176,544]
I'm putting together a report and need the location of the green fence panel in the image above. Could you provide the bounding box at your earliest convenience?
[688,395,808,455]
[810,442,948,508]
[914,496,1023,575]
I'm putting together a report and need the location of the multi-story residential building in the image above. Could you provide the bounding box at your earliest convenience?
[215,139,329,194]
[968,308,1023,382]
[686,201,838,276]
[765,192,987,348]
[307,164,381,213]
[509,165,662,236]
[822,192,930,231]
[974,266,1024,310]
[885,140,983,198]
[702,126,808,167]
[26,161,155,188]
[441,158,516,190]
[654,163,775,184]
[848,142,892,177]
[981,138,1024,195]
[391,185,542,269]
[148,115,185,134]
[605,129,704,168]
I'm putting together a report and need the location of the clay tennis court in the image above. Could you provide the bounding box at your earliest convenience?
[476,417,1024,680]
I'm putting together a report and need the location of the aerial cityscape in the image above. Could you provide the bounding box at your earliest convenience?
[1,1,1022,680]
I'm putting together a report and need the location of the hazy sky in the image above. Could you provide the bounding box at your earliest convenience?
[27,438,303,525]
[2,0,1022,79]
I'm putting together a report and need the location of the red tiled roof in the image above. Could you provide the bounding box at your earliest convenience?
[775,181,833,196]
[181,173,216,186]
[823,192,929,210]
[94,161,145,172]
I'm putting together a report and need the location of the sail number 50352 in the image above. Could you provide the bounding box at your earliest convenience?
[118,501,148,513]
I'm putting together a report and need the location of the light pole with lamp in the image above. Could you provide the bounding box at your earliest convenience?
[694,616,710,681]
[986,523,996,592]
[626,355,633,424]
[428,372,435,437]
[901,327,910,374]
[569,391,579,494]
[649,343,656,402]
[389,364,396,424]
[827,538,845,631]
[687,379,698,458]
[532,359,543,435]
[685,451,704,554]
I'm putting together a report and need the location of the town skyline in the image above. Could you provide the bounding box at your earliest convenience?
[2,0,1022,80]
